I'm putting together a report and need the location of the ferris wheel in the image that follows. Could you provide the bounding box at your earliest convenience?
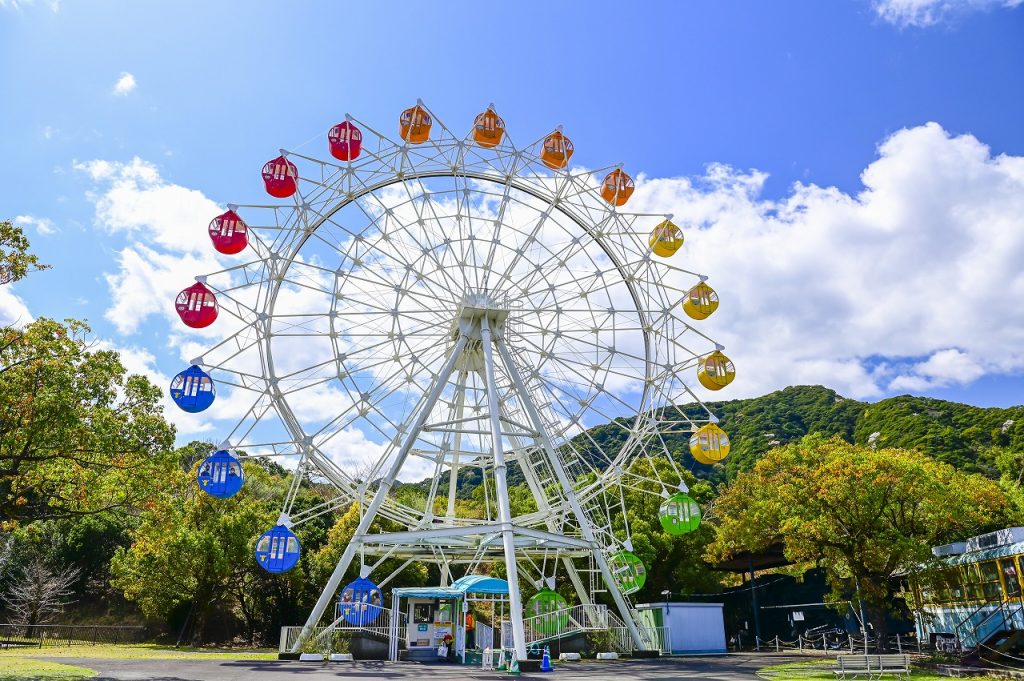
[170,101,735,657]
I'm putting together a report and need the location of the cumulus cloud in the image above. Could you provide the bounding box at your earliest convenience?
[76,121,1024,481]
[630,122,1024,400]
[0,286,32,327]
[112,72,136,96]
[15,214,56,236]
[873,0,1023,27]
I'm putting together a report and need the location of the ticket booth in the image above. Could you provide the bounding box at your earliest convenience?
[405,597,457,650]
[390,575,509,663]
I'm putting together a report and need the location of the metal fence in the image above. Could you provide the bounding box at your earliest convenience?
[0,624,148,648]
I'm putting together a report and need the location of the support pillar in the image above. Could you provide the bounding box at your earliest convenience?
[291,335,468,652]
[480,315,528,661]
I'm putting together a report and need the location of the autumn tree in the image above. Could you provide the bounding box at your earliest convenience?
[1,219,49,286]
[707,435,1010,641]
[0,318,176,527]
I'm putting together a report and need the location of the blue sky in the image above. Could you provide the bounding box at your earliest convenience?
[1,0,1023,455]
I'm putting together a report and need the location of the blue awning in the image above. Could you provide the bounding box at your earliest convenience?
[392,575,509,599]
[450,575,509,595]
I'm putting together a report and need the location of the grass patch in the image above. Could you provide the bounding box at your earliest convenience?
[0,657,95,681]
[0,643,277,661]
[757,660,948,680]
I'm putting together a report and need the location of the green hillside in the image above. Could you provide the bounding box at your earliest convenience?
[407,385,1024,495]
[650,385,1022,483]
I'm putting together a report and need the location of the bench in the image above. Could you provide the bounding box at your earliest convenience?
[834,654,912,680]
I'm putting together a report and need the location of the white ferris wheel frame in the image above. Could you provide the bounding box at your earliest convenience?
[189,100,727,658]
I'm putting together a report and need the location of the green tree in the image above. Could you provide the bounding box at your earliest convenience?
[707,435,1010,642]
[0,318,176,527]
[310,502,430,590]
[0,219,49,286]
[110,455,283,643]
[611,457,722,601]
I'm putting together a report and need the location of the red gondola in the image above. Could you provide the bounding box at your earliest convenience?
[261,155,298,198]
[208,209,248,255]
[175,282,218,329]
[328,121,363,162]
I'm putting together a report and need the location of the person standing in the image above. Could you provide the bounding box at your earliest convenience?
[466,611,476,649]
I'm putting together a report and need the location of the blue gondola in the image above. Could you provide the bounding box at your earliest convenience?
[337,577,384,625]
[197,450,244,499]
[169,365,216,413]
[255,525,301,574]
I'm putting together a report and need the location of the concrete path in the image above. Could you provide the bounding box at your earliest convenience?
[39,653,810,680]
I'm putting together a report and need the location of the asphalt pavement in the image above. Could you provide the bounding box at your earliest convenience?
[34,653,811,680]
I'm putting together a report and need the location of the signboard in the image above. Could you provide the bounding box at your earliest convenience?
[418,624,428,632]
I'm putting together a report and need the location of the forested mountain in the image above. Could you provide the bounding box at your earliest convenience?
[692,385,1024,482]
[407,385,1024,496]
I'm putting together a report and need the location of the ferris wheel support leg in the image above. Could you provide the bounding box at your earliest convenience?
[290,335,469,653]
[494,339,647,652]
[480,316,529,662]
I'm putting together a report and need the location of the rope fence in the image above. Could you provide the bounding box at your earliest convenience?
[740,632,925,657]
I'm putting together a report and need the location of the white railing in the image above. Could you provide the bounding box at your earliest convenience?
[280,609,407,655]
[500,603,610,647]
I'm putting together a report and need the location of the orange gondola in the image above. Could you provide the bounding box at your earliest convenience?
[541,129,573,170]
[600,169,635,207]
[473,106,505,148]
[399,104,432,144]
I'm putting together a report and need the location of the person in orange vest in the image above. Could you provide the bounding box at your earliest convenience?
[465,610,476,650]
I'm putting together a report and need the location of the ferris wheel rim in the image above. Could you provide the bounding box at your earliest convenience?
[258,166,658,476]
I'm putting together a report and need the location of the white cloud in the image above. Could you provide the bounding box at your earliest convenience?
[873,0,1023,27]
[888,348,987,391]
[15,214,56,236]
[630,121,1024,400]
[40,125,58,140]
[112,72,136,96]
[0,0,60,11]
[75,121,1024,482]
[0,286,32,327]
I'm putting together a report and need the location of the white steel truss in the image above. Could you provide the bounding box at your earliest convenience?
[189,102,729,660]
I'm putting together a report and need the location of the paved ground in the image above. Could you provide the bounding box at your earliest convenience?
[36,653,810,680]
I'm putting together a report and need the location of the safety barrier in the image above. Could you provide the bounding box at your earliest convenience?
[280,609,407,655]
[746,633,924,656]
[0,624,147,648]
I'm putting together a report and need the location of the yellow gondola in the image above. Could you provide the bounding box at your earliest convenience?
[689,423,730,465]
[697,351,735,391]
[649,219,683,257]
[682,281,719,320]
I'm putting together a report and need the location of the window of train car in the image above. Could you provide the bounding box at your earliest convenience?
[980,561,1003,600]
[1000,558,1022,597]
